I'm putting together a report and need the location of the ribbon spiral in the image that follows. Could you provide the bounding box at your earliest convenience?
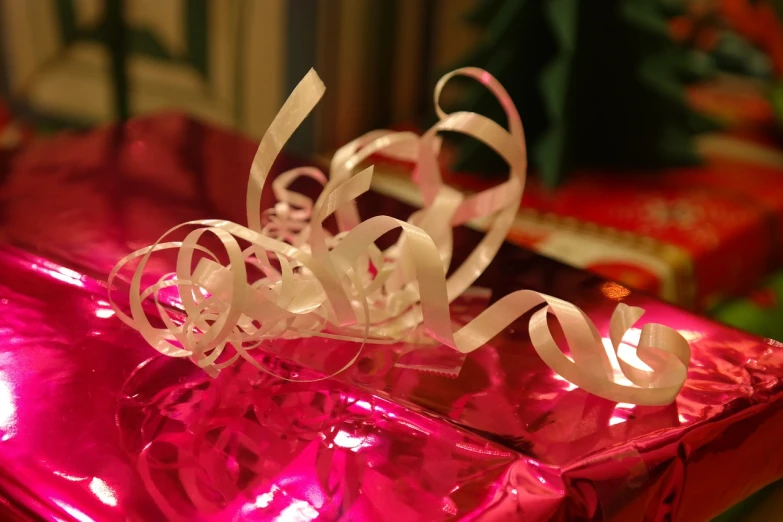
[109,68,690,406]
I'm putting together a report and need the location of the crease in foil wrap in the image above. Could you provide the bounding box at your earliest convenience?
[109,67,690,406]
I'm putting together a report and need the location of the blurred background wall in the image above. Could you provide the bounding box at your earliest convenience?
[0,0,484,153]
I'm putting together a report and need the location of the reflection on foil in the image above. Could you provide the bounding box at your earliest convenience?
[609,415,627,426]
[0,370,17,440]
[275,499,318,521]
[609,403,633,425]
[30,261,85,287]
[351,399,373,412]
[454,442,511,457]
[53,499,94,522]
[89,477,118,507]
[333,430,373,451]
[254,485,280,508]
[601,331,653,385]
[678,329,705,343]
[393,419,430,435]
[116,355,520,520]
[54,471,86,482]
[442,498,458,516]
[94,300,116,319]
[94,308,115,319]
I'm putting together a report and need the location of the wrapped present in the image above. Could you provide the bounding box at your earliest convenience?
[1,70,782,522]
[369,130,783,311]
[4,238,782,521]
[367,69,783,312]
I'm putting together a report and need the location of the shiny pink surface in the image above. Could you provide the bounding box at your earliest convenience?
[0,115,782,520]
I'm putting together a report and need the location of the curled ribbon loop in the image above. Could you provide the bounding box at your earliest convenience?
[109,68,690,405]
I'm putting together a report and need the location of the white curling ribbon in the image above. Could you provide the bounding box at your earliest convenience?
[109,67,691,405]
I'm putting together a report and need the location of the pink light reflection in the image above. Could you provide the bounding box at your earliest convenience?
[94,308,115,319]
[254,486,278,508]
[393,419,429,435]
[89,477,118,507]
[454,442,511,457]
[274,499,318,521]
[53,499,94,522]
[0,371,17,440]
[677,330,704,343]
[610,403,634,426]
[353,399,372,410]
[601,332,652,387]
[241,485,280,515]
[442,498,458,515]
[609,415,627,426]
[347,396,396,418]
[53,471,86,482]
[303,483,325,510]
[333,430,373,451]
[30,263,85,287]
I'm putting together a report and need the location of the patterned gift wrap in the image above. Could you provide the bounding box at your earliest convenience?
[369,69,783,314]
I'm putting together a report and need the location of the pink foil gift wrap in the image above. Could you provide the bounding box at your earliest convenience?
[0,115,783,520]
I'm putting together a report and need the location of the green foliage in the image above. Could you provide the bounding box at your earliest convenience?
[770,80,783,126]
[451,0,717,186]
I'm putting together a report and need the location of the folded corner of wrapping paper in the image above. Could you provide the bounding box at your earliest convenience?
[108,67,691,406]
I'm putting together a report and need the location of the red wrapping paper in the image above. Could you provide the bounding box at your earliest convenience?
[370,151,783,311]
[0,115,782,520]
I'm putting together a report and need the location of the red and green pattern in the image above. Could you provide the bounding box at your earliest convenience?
[712,269,783,342]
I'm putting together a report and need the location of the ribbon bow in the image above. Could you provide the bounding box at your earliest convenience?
[109,68,690,406]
